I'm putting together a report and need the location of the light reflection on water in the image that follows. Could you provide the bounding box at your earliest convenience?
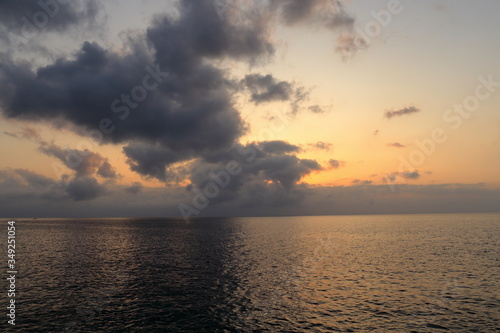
[4,214,499,332]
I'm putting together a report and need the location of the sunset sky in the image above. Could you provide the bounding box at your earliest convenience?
[0,0,499,217]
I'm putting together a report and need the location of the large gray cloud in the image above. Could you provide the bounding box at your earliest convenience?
[0,0,276,178]
[184,141,323,208]
[0,0,358,209]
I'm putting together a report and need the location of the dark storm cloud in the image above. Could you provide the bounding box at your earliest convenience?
[0,0,281,175]
[0,0,346,204]
[248,153,322,189]
[385,106,420,119]
[0,41,155,133]
[124,139,319,191]
[123,143,190,182]
[39,143,118,179]
[148,0,274,70]
[184,141,323,208]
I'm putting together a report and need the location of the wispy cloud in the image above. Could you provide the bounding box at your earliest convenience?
[306,142,333,151]
[387,142,406,148]
[385,106,420,119]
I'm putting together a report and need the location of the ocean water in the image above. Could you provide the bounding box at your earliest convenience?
[2,214,499,332]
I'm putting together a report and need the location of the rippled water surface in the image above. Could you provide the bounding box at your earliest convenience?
[3,214,500,332]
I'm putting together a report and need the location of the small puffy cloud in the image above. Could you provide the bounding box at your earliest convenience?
[335,31,367,59]
[401,171,421,180]
[385,106,420,119]
[307,105,326,114]
[241,73,315,114]
[242,73,294,104]
[97,161,118,179]
[328,159,345,169]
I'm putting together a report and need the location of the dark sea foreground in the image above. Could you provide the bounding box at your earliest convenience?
[1,214,499,332]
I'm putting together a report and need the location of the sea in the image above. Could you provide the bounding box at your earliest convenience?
[2,213,499,332]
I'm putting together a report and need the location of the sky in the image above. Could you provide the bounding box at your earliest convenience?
[0,0,499,218]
